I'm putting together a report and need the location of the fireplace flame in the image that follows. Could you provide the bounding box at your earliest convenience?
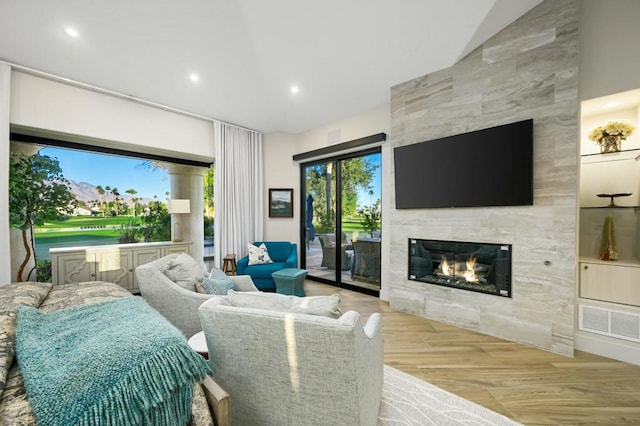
[463,256,479,282]
[441,258,451,276]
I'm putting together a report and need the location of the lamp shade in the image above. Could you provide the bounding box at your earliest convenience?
[169,199,191,214]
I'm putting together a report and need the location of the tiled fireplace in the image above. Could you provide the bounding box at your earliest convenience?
[408,239,512,298]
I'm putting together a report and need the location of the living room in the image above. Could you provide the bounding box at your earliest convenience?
[2,0,640,424]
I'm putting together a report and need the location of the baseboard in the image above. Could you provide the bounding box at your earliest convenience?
[575,330,640,366]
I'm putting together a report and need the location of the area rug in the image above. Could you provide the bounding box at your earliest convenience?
[378,366,521,426]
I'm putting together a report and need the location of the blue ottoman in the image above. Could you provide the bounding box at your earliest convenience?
[272,268,307,297]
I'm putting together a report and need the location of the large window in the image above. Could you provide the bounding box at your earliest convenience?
[9,141,213,282]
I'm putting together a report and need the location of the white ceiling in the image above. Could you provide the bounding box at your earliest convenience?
[0,0,542,134]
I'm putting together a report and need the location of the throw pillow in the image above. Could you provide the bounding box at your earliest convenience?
[195,282,207,294]
[200,277,236,296]
[247,243,273,266]
[209,266,230,280]
[227,291,342,319]
[0,282,53,398]
[163,253,204,292]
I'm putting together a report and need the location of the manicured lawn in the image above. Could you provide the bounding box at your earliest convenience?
[341,217,365,233]
[34,216,137,260]
[37,216,139,230]
[34,231,122,260]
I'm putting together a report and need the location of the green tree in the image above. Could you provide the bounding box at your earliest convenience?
[358,198,381,237]
[104,185,112,213]
[95,185,105,214]
[111,187,120,215]
[139,200,171,242]
[126,188,138,216]
[305,156,378,233]
[9,153,76,281]
[204,168,214,218]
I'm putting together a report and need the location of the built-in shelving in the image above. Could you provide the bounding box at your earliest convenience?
[576,89,640,366]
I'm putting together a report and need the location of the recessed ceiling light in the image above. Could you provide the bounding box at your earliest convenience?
[189,73,199,83]
[65,27,79,38]
[290,85,300,94]
[603,101,620,109]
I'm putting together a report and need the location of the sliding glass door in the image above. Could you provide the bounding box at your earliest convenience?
[301,149,381,294]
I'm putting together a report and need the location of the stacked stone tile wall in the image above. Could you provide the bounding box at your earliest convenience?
[388,0,579,356]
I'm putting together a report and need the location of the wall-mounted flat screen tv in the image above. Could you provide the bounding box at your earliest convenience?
[394,119,533,209]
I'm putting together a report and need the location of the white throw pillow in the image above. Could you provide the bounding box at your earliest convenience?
[247,243,273,266]
[163,253,204,291]
[227,290,342,319]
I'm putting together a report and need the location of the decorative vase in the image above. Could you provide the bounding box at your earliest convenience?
[598,216,618,261]
[599,134,622,153]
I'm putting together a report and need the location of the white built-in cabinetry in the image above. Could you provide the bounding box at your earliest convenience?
[51,241,192,293]
[577,146,640,365]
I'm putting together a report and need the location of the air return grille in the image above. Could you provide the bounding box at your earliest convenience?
[579,304,640,343]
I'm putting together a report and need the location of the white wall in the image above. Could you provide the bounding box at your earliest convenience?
[295,105,390,154]
[0,63,10,284]
[10,71,214,161]
[262,132,298,243]
[579,0,640,102]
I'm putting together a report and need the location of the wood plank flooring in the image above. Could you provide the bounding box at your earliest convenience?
[304,280,640,425]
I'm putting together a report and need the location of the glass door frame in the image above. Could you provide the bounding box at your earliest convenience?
[299,147,381,296]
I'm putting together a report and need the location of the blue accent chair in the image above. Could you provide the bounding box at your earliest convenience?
[236,241,298,291]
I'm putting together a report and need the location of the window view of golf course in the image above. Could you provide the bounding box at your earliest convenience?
[14,146,212,281]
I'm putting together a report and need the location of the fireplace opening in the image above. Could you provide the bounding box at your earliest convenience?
[408,238,512,297]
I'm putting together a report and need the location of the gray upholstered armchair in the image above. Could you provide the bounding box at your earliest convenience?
[198,294,384,425]
[134,253,258,338]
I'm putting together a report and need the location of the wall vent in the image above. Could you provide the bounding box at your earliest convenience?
[579,304,640,343]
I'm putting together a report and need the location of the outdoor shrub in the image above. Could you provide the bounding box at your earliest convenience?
[118,219,140,243]
[36,259,52,283]
[358,199,381,238]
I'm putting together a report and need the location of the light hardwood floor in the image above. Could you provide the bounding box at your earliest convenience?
[304,280,640,426]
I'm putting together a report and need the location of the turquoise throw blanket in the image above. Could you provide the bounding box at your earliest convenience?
[15,297,212,426]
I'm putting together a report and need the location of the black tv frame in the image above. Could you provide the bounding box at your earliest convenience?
[394,119,533,209]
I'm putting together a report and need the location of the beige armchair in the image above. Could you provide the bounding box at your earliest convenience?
[198,294,384,425]
[134,254,258,338]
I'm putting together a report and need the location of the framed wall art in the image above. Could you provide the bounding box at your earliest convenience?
[269,188,293,218]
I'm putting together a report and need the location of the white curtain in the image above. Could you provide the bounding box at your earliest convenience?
[213,121,264,267]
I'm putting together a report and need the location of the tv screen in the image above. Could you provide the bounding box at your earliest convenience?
[394,119,533,209]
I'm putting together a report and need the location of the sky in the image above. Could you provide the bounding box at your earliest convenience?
[357,153,381,208]
[41,146,380,205]
[41,147,170,200]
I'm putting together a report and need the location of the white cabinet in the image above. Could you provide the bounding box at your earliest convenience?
[51,242,192,292]
[580,261,640,307]
[55,252,97,283]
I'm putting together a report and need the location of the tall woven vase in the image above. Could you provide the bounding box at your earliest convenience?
[598,216,618,261]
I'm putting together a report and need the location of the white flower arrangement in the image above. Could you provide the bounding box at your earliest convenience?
[588,119,636,144]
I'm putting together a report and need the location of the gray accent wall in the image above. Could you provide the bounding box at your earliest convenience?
[388,0,579,356]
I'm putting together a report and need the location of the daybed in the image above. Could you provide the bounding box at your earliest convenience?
[0,280,229,426]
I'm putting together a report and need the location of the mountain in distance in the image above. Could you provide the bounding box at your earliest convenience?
[67,180,160,207]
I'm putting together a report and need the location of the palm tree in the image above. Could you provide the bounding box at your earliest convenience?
[111,187,120,215]
[104,185,111,213]
[95,185,105,215]
[126,188,138,216]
